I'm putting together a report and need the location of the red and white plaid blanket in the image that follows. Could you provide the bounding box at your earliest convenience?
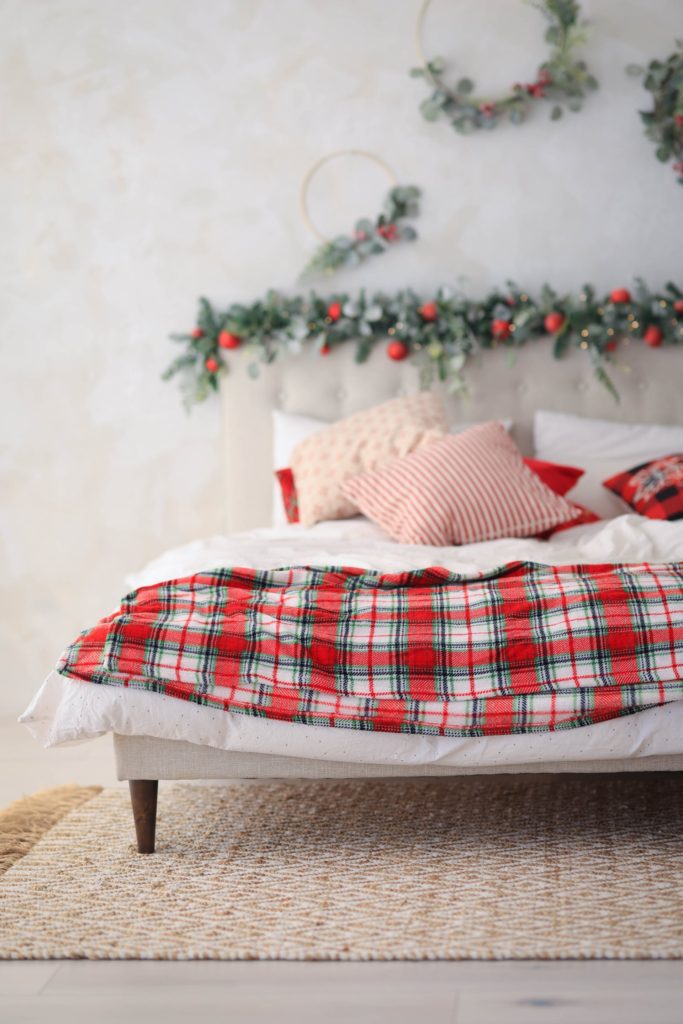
[56,561,683,737]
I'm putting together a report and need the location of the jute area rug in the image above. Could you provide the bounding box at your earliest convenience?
[1,774,682,960]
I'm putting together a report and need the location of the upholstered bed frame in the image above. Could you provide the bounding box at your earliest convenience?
[115,342,683,852]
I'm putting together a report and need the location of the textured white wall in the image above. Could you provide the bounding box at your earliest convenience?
[2,0,683,715]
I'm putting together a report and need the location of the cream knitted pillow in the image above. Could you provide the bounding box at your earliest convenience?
[291,392,447,527]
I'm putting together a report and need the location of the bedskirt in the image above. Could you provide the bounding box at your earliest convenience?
[113,734,683,780]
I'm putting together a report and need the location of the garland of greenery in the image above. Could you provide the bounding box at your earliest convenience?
[164,280,683,407]
[627,44,683,184]
[411,0,598,133]
[300,185,420,280]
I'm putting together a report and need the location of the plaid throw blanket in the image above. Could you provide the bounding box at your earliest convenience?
[57,561,683,737]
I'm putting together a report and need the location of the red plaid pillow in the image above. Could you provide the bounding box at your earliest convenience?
[603,454,683,520]
[342,421,580,545]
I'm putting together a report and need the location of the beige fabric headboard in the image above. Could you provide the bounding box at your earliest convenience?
[221,342,682,533]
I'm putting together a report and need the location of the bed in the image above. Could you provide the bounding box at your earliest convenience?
[21,343,683,852]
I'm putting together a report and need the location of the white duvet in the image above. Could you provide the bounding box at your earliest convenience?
[21,514,683,768]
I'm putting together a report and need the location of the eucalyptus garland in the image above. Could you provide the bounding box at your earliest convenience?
[300,186,420,279]
[164,280,683,408]
[627,43,683,184]
[411,0,598,132]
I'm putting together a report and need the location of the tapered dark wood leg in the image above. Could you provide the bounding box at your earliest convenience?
[128,780,158,853]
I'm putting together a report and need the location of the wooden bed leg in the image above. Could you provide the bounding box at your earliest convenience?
[128,780,158,854]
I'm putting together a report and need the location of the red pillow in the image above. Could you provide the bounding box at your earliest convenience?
[275,468,299,524]
[341,422,580,546]
[603,454,683,520]
[538,503,601,538]
[278,458,590,529]
[523,459,600,536]
[523,457,583,497]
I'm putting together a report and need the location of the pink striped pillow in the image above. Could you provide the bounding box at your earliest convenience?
[342,421,580,545]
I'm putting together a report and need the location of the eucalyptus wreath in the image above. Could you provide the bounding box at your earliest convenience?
[411,0,598,133]
[627,43,683,184]
[300,185,420,280]
[164,280,683,408]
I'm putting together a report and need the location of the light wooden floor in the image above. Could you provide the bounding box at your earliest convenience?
[2,716,683,1023]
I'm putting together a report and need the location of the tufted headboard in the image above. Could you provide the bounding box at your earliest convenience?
[220,342,682,533]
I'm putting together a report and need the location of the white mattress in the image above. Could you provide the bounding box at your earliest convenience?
[21,514,683,769]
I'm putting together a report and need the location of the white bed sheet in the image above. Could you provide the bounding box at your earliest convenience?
[21,514,683,768]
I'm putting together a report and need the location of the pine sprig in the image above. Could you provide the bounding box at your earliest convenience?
[411,0,597,132]
[627,42,683,184]
[300,186,420,280]
[163,281,683,408]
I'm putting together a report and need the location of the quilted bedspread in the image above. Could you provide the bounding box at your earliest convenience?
[56,561,683,737]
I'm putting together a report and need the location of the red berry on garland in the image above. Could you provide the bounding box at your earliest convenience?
[544,311,565,334]
[610,288,631,304]
[320,343,331,356]
[492,319,512,340]
[674,300,683,314]
[387,340,409,361]
[218,330,241,349]
[643,325,663,347]
[327,302,342,322]
[377,223,399,242]
[191,328,203,339]
[205,357,219,373]
[675,114,683,128]
[605,340,618,353]
[419,301,438,321]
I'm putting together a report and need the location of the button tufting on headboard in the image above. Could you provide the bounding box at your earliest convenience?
[221,343,683,532]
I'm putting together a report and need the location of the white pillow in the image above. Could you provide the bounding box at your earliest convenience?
[271,410,513,525]
[534,410,683,519]
[271,411,327,524]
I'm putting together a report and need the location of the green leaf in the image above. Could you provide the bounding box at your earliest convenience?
[550,105,563,120]
[626,63,644,77]
[456,77,474,94]
[420,99,441,122]
[594,365,620,403]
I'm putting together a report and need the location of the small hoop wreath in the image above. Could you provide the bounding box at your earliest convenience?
[627,43,683,185]
[299,149,420,280]
[411,0,598,133]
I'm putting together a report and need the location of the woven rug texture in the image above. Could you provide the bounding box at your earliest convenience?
[1,775,682,960]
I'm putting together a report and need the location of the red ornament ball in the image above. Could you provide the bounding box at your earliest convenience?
[205,357,219,373]
[218,330,241,349]
[387,340,409,361]
[674,300,683,315]
[610,288,631,304]
[491,319,512,340]
[320,343,331,356]
[191,328,204,339]
[544,311,565,334]
[605,339,618,353]
[419,301,438,322]
[327,302,342,322]
[643,325,663,348]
